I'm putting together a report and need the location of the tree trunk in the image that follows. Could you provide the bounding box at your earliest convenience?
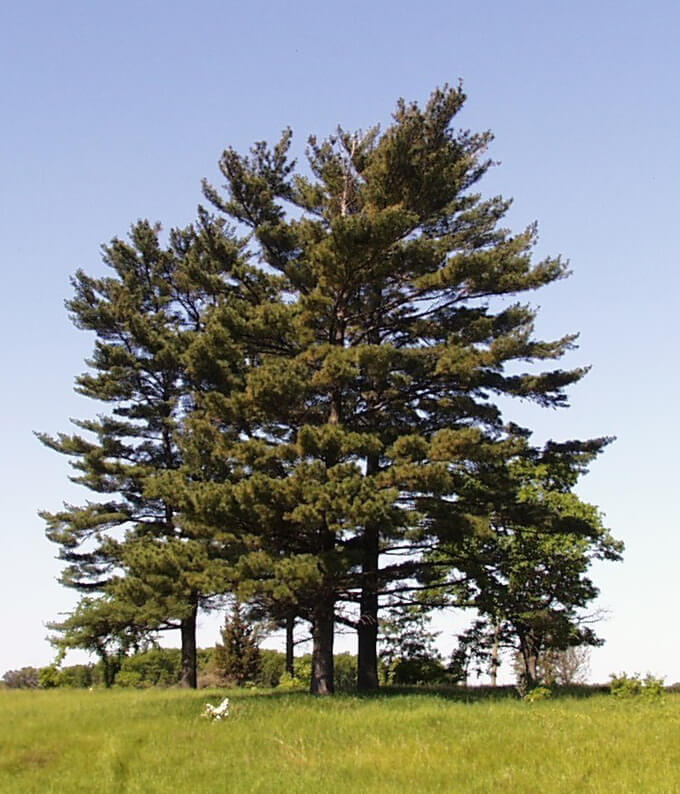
[357,452,380,692]
[518,634,539,692]
[310,600,335,695]
[285,613,295,677]
[527,653,538,687]
[179,601,198,689]
[311,351,343,697]
[490,621,500,687]
[357,523,379,692]
[98,650,119,688]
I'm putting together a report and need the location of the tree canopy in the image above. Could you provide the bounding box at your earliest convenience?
[40,84,621,693]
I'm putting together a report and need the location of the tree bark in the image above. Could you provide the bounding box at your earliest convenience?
[518,633,539,692]
[357,451,380,692]
[98,649,119,688]
[490,621,500,687]
[310,600,335,695]
[527,653,538,687]
[285,613,295,677]
[179,601,198,689]
[357,521,379,692]
[312,337,344,696]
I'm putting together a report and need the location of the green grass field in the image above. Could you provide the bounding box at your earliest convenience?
[2,688,679,793]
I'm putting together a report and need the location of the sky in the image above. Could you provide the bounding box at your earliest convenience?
[1,0,678,684]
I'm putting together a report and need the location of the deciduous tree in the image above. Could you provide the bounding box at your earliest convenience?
[447,444,622,689]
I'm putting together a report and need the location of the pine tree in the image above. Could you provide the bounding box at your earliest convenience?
[196,84,598,693]
[46,596,144,687]
[213,601,262,686]
[38,215,244,687]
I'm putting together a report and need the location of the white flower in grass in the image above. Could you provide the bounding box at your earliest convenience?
[202,697,230,721]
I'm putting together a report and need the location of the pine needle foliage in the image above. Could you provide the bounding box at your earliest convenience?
[213,602,262,686]
[38,215,247,687]
[39,84,622,697]
[189,84,605,692]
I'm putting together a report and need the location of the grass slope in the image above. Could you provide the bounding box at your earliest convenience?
[1,688,679,793]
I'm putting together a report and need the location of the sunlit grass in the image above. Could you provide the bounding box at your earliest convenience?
[1,687,679,792]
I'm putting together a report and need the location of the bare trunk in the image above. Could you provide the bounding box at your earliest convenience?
[179,601,198,689]
[311,329,344,696]
[518,633,539,693]
[357,522,379,691]
[357,453,380,692]
[527,653,538,686]
[490,621,500,687]
[98,649,121,688]
[285,613,295,677]
[310,600,335,695]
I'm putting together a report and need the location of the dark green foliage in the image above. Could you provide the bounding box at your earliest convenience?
[389,657,448,686]
[39,84,621,697]
[38,666,61,689]
[213,602,262,686]
[116,648,183,688]
[331,653,357,692]
[28,648,230,689]
[55,664,98,688]
[39,664,98,689]
[285,652,358,692]
[446,448,623,688]
[38,216,248,688]
[256,650,286,688]
[190,83,604,694]
[46,596,147,687]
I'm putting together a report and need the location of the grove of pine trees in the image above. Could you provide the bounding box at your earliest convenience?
[40,85,622,694]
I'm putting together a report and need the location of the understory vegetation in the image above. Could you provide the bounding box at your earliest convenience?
[2,649,360,692]
[1,648,462,691]
[2,688,679,793]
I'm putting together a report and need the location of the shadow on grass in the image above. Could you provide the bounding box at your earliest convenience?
[222,682,611,704]
[350,683,609,702]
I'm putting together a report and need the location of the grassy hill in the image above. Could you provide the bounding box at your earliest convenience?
[2,687,679,792]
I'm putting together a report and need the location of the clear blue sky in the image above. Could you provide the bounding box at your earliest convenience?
[2,0,678,683]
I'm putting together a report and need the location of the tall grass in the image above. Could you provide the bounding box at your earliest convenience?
[1,688,679,793]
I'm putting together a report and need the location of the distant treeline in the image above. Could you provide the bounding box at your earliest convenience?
[1,649,392,691]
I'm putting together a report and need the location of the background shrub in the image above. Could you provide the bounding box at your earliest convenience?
[609,672,665,699]
[256,650,286,688]
[388,656,447,685]
[2,667,40,689]
[524,686,552,702]
[117,649,182,687]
